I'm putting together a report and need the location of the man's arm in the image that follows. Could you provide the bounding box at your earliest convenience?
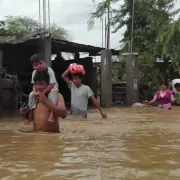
[61,69,70,85]
[90,96,107,118]
[87,86,107,118]
[42,93,67,119]
[145,95,157,105]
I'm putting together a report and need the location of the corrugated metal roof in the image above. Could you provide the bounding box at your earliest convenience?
[51,38,119,55]
[0,31,120,55]
[52,38,102,50]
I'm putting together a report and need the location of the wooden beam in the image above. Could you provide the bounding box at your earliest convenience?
[100,49,112,107]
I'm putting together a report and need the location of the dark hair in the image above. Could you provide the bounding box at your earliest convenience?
[33,70,49,83]
[72,73,83,79]
[174,83,180,88]
[30,53,45,64]
[160,79,169,87]
[162,82,169,87]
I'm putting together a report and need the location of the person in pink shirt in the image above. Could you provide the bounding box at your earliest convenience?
[144,82,175,109]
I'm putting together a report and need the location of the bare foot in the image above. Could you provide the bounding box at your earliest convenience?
[48,117,55,123]
[20,107,30,115]
[24,119,32,125]
[48,113,55,123]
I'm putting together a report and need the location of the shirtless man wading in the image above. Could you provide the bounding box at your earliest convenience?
[21,70,67,132]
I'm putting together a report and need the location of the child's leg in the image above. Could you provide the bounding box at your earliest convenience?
[28,91,37,109]
[24,110,33,125]
[47,88,58,122]
[24,91,37,125]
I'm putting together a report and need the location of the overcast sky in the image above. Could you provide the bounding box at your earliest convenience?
[0,0,180,51]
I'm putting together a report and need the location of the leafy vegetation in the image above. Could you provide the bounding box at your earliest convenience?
[0,16,68,42]
[89,0,180,98]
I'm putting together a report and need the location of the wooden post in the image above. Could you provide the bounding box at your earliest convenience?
[100,49,112,107]
[0,49,2,113]
[124,52,139,105]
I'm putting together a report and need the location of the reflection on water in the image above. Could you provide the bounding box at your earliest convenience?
[0,107,180,179]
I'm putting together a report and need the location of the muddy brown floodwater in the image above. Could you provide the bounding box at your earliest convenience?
[1,107,180,180]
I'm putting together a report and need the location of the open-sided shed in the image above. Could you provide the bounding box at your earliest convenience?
[0,32,119,109]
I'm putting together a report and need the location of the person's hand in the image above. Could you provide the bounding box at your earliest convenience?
[36,92,47,103]
[101,112,107,118]
[68,64,73,72]
[143,100,148,104]
[24,119,32,125]
[33,91,39,96]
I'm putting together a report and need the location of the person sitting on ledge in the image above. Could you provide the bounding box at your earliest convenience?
[20,70,67,133]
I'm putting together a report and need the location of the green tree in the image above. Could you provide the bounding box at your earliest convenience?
[0,16,68,41]
[89,0,180,98]
[157,19,180,75]
[0,20,6,35]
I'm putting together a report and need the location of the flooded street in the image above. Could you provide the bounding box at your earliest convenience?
[0,107,180,179]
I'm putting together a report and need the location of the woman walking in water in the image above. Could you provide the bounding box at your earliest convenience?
[144,82,175,109]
